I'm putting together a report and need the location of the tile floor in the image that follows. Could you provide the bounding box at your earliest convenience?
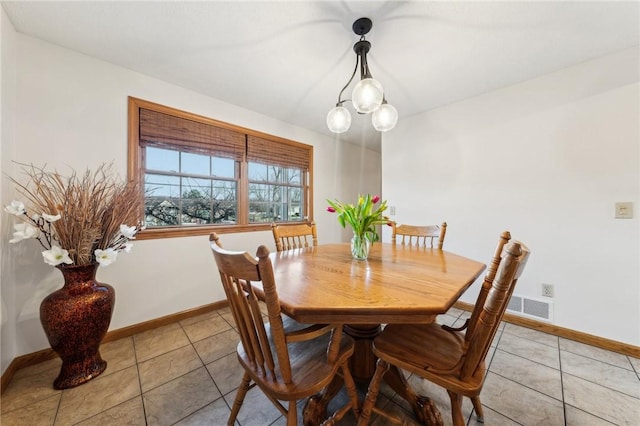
[1,306,639,425]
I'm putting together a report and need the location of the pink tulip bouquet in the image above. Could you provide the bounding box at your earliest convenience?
[326,194,389,243]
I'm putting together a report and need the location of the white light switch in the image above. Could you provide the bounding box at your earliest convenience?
[389,206,396,216]
[615,202,633,219]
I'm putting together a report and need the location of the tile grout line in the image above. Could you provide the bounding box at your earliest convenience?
[190,312,237,418]
[560,370,640,400]
[131,332,149,425]
[558,333,568,426]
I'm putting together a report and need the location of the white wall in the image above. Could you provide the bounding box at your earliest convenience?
[0,28,381,372]
[1,6,18,375]
[382,48,639,346]
[334,139,383,241]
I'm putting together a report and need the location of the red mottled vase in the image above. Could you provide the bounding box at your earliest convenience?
[40,262,115,389]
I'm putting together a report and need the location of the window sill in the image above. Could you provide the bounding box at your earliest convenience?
[136,223,274,240]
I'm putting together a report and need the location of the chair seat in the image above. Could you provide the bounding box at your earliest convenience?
[372,323,485,396]
[237,324,355,401]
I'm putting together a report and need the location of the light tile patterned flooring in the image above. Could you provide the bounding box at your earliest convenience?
[1,306,639,425]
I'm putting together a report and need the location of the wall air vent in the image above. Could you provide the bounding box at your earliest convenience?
[506,294,553,322]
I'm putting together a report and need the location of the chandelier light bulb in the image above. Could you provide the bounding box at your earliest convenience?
[372,102,398,132]
[352,78,384,113]
[326,106,352,133]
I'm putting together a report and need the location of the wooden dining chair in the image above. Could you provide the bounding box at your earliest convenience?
[391,221,447,249]
[357,236,530,426]
[271,221,318,251]
[209,233,359,426]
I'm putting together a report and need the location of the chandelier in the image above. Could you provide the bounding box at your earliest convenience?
[326,17,398,134]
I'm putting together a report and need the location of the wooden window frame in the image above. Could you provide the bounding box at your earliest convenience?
[128,97,314,240]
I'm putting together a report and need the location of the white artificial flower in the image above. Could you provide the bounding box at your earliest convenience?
[9,223,39,243]
[95,248,118,267]
[42,246,73,266]
[4,200,25,216]
[121,242,133,253]
[42,213,61,222]
[119,224,137,239]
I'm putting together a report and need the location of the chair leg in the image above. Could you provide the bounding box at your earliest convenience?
[471,396,484,423]
[357,359,389,426]
[446,390,465,426]
[286,400,298,425]
[229,371,251,426]
[342,362,360,419]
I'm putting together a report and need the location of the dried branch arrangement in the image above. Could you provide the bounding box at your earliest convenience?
[5,163,144,267]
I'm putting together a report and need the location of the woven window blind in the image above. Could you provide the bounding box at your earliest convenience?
[139,108,245,160]
[247,135,311,171]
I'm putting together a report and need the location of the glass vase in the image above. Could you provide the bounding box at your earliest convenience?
[351,234,371,260]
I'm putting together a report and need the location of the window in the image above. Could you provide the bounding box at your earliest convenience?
[128,97,313,239]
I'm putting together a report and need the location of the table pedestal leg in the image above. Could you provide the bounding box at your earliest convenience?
[303,323,443,425]
[383,364,444,425]
[302,373,344,426]
[302,324,381,425]
[343,324,381,381]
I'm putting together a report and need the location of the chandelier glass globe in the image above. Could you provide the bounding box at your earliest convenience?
[372,102,398,132]
[326,106,352,133]
[351,78,384,113]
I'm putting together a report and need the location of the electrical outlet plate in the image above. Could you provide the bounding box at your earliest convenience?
[542,283,554,298]
[615,202,633,219]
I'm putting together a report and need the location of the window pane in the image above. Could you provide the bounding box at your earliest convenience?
[248,162,268,181]
[212,157,235,178]
[248,183,267,201]
[249,201,273,222]
[180,178,237,225]
[145,174,180,197]
[288,187,303,220]
[212,180,237,201]
[181,152,210,175]
[181,177,211,199]
[146,147,179,172]
[249,183,285,222]
[180,178,212,225]
[288,168,301,184]
[270,166,278,183]
[144,174,180,226]
[212,201,237,224]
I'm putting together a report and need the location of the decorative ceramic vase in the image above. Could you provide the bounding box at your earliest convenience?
[40,262,115,389]
[351,234,371,260]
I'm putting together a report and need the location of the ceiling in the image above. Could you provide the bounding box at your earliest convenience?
[3,1,639,151]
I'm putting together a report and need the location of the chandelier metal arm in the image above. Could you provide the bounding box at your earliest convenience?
[359,52,373,80]
[335,54,359,106]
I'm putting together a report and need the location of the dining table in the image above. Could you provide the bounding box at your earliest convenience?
[255,242,486,425]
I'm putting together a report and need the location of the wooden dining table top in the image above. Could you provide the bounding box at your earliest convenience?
[257,243,487,324]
